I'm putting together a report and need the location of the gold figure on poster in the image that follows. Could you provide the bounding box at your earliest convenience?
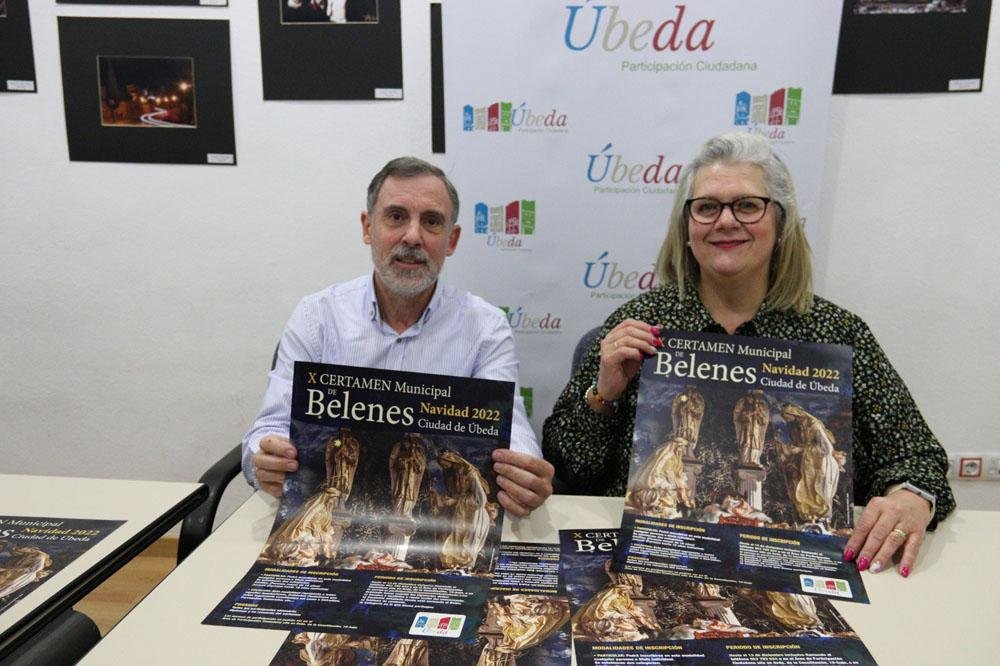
[325,427,360,511]
[734,390,770,467]
[625,435,692,518]
[573,563,659,642]
[291,632,379,666]
[477,594,570,665]
[430,451,497,571]
[671,386,705,456]
[259,485,346,566]
[382,638,429,666]
[0,545,52,599]
[390,434,427,520]
[780,404,843,523]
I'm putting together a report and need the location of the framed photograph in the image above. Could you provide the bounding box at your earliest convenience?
[834,0,992,93]
[98,56,198,129]
[0,0,37,93]
[58,17,236,165]
[259,0,402,100]
[58,0,228,6]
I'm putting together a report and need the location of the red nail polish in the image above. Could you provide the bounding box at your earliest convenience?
[857,556,870,572]
[900,566,910,578]
[651,325,662,335]
[843,548,854,562]
[654,337,664,347]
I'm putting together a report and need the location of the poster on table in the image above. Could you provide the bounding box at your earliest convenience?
[205,362,513,641]
[611,331,868,603]
[57,18,236,165]
[258,0,402,100]
[562,529,875,666]
[267,541,571,665]
[834,0,992,93]
[0,0,37,93]
[0,517,124,616]
[442,1,843,434]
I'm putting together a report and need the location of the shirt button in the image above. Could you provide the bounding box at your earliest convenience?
[396,338,403,344]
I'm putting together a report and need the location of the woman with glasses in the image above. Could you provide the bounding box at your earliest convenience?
[542,132,953,578]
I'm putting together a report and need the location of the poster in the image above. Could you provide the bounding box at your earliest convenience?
[0,516,124,616]
[205,363,514,641]
[834,0,992,93]
[267,542,571,665]
[613,331,868,603]
[258,0,402,100]
[563,529,875,666]
[442,1,843,435]
[57,18,236,165]
[0,0,36,93]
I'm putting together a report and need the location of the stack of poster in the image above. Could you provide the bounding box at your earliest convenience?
[559,331,876,664]
[205,362,515,642]
[561,529,875,666]
[266,541,572,665]
[0,517,123,616]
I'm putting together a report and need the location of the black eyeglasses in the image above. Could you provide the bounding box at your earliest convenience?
[684,196,782,225]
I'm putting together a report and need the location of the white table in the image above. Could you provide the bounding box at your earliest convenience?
[84,492,1000,664]
[0,474,207,659]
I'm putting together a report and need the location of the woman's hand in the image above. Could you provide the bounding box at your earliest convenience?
[594,319,662,404]
[843,489,933,578]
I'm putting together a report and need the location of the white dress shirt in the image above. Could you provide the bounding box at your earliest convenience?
[241,274,540,486]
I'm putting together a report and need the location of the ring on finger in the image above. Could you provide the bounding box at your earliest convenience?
[890,527,907,539]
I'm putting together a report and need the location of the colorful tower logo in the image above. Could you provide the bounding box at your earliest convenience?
[734,87,802,126]
[464,102,514,132]
[473,200,536,235]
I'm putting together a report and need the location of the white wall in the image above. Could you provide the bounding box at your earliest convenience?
[1,1,996,515]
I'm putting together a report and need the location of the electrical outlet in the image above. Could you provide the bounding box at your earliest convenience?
[958,454,983,480]
[946,454,958,480]
[984,454,1000,481]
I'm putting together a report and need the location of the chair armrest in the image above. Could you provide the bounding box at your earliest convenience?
[176,444,243,564]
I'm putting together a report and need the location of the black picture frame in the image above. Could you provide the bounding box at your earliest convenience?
[58,17,237,165]
[258,0,402,100]
[834,1,992,94]
[58,0,228,6]
[0,0,37,93]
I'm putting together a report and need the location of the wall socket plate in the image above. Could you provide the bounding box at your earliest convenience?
[947,452,1000,481]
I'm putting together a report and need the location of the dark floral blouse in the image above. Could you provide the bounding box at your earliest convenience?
[541,283,955,528]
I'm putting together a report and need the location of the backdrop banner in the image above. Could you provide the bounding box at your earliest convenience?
[443,1,842,436]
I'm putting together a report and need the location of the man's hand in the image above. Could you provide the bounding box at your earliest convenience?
[843,488,933,578]
[491,449,554,518]
[253,435,298,497]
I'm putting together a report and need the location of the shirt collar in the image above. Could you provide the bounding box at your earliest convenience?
[364,272,442,331]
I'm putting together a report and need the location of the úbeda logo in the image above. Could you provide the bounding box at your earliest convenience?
[563,3,716,52]
[473,200,536,251]
[462,102,568,133]
[734,87,802,140]
[583,251,657,300]
[500,306,563,336]
[586,143,683,195]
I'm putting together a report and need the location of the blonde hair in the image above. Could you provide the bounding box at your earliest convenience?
[655,133,813,314]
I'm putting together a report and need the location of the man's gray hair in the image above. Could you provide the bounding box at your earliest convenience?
[366,157,460,226]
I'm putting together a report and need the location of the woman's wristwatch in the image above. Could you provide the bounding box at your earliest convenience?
[585,382,618,415]
[887,481,937,517]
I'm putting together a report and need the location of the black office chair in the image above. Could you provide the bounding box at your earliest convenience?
[176,344,280,564]
[571,325,603,375]
[0,608,101,666]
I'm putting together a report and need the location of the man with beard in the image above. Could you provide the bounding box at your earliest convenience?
[242,157,553,517]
